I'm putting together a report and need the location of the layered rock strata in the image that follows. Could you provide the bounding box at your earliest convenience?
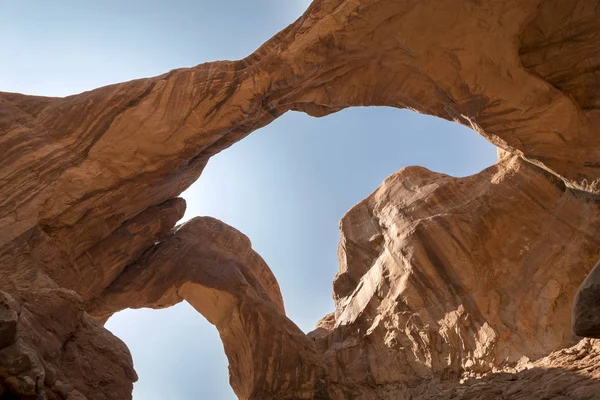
[414,338,600,400]
[1,0,600,398]
[312,155,600,398]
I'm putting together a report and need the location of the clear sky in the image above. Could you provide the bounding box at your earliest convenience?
[0,1,497,399]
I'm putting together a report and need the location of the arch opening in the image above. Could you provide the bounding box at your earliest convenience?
[107,106,497,399]
[3,2,598,398]
[106,304,235,400]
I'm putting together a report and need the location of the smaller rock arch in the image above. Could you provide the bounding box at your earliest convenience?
[87,216,329,399]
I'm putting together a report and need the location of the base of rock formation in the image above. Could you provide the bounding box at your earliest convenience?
[416,339,600,400]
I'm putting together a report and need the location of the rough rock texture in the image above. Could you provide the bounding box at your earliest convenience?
[303,338,600,400]
[1,0,600,399]
[87,217,329,399]
[311,154,600,398]
[574,261,600,339]
[417,338,600,400]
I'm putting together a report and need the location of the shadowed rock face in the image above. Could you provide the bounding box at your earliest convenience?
[573,261,600,339]
[420,338,600,400]
[1,0,600,399]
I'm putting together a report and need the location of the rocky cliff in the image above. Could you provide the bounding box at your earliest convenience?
[1,0,599,399]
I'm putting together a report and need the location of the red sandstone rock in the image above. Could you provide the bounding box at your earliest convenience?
[317,155,600,398]
[1,0,600,399]
[574,261,600,339]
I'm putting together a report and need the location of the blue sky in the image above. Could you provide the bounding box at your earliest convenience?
[1,1,496,399]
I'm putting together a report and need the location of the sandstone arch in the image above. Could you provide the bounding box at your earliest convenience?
[87,215,328,399]
[1,0,600,398]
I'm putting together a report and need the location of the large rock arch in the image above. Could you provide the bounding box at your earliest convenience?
[1,0,600,398]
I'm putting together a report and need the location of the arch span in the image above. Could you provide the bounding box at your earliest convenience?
[1,0,600,399]
[88,215,328,399]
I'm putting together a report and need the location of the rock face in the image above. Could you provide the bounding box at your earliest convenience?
[1,0,600,399]
[87,217,329,399]
[574,261,600,339]
[418,338,600,400]
[317,155,600,398]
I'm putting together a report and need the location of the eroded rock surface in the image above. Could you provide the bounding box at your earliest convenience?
[1,0,600,399]
[574,261,600,339]
[311,155,600,398]
[420,339,600,400]
[88,217,329,399]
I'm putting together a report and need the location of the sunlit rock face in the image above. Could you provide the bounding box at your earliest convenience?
[1,0,600,399]
[86,217,329,400]
[318,155,600,398]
